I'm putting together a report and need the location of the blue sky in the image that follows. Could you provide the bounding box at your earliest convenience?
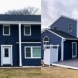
[42,0,78,28]
[0,0,41,14]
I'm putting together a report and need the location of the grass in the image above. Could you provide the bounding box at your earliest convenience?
[0,67,78,78]
[0,68,41,78]
[42,66,78,78]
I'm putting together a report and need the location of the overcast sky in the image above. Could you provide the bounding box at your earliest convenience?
[42,0,78,28]
[0,0,41,14]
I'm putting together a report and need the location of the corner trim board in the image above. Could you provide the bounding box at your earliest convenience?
[77,21,78,38]
[61,38,65,61]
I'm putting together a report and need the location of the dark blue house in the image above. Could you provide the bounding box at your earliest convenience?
[42,16,78,61]
[0,15,41,66]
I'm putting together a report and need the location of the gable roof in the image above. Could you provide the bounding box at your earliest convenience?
[49,15,77,28]
[0,15,41,21]
[49,29,78,40]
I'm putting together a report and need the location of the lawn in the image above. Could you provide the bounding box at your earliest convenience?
[42,66,78,78]
[0,67,78,78]
[0,68,41,78]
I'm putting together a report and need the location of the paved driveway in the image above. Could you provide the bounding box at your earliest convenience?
[52,58,78,69]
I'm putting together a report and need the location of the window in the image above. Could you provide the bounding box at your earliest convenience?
[3,25,10,35]
[43,36,49,45]
[25,47,31,57]
[4,48,9,57]
[25,46,41,58]
[54,27,57,30]
[68,24,72,32]
[32,47,41,57]
[24,25,31,36]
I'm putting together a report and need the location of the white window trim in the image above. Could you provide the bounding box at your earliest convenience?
[1,45,13,66]
[72,42,77,58]
[24,25,31,36]
[3,25,10,36]
[24,46,41,59]
[68,24,72,32]
[43,36,49,45]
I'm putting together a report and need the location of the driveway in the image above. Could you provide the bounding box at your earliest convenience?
[52,58,78,69]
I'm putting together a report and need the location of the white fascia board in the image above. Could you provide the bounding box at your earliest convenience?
[77,20,78,38]
[47,29,65,39]
[66,38,78,40]
[42,29,65,39]
[41,28,49,34]
[0,21,41,25]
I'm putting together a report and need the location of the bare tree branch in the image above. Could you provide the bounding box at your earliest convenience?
[5,7,39,15]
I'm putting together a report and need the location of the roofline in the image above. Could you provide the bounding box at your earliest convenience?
[66,38,78,40]
[47,29,65,39]
[42,29,78,40]
[41,29,65,39]
[49,15,77,28]
[41,28,49,34]
[0,14,41,16]
[0,21,41,24]
[49,16,62,28]
[61,15,77,21]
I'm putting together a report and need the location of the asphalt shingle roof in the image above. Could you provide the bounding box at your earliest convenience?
[0,15,41,21]
[49,29,78,39]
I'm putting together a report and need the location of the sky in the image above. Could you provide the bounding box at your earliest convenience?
[42,0,78,28]
[0,0,41,14]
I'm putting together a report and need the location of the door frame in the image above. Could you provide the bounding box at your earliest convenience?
[72,42,77,58]
[1,45,13,66]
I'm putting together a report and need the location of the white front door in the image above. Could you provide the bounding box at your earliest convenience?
[1,46,12,65]
[72,42,77,58]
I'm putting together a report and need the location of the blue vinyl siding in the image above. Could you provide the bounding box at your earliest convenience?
[64,40,78,60]
[21,25,41,40]
[0,24,41,66]
[41,30,62,60]
[51,17,77,37]
[21,43,41,66]
[0,24,19,66]
[21,25,41,66]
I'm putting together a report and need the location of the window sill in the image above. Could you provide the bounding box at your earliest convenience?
[24,34,31,36]
[3,34,10,36]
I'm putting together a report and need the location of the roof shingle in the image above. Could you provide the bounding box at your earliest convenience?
[0,15,41,21]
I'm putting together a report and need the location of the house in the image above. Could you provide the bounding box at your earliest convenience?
[0,15,41,66]
[41,16,78,62]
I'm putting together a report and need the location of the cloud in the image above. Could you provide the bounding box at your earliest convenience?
[0,0,41,14]
[42,0,78,28]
